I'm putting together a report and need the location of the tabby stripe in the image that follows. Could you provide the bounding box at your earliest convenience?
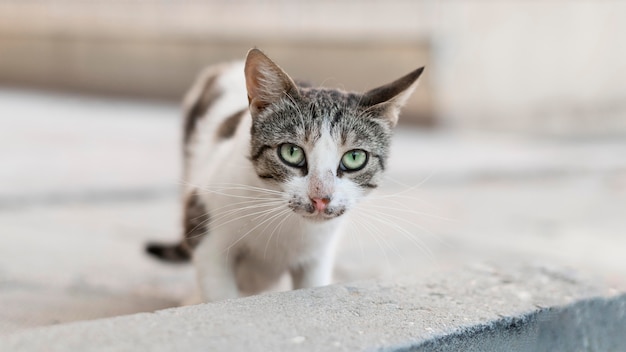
[182,190,210,250]
[184,75,220,144]
[251,145,272,161]
[373,154,385,171]
[217,108,247,140]
[330,110,344,130]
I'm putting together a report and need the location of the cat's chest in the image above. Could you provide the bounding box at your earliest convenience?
[204,191,338,259]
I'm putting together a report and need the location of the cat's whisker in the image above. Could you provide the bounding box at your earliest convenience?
[318,77,337,89]
[181,179,287,241]
[352,219,367,262]
[225,205,291,259]
[207,183,285,195]
[349,212,394,272]
[263,209,293,260]
[180,180,286,198]
[183,199,284,239]
[365,204,454,222]
[177,179,206,190]
[370,184,432,202]
[186,202,285,241]
[369,192,430,202]
[371,195,443,214]
[195,187,266,199]
[354,92,366,114]
[207,189,283,198]
[353,212,405,268]
[208,203,285,232]
[185,197,283,230]
[367,191,441,212]
[225,207,291,253]
[186,196,282,222]
[206,197,284,215]
[201,181,285,192]
[342,215,366,263]
[195,188,283,201]
[359,208,436,261]
[361,206,440,242]
[206,202,283,230]
[383,172,434,189]
[248,205,287,223]
[357,211,408,257]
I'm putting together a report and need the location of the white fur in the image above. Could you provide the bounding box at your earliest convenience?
[184,62,362,302]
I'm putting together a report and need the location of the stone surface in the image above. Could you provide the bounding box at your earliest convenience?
[0,88,179,201]
[0,264,623,352]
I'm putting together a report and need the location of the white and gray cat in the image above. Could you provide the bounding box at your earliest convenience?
[147,48,424,302]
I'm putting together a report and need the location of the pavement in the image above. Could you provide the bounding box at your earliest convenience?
[1,88,625,348]
[2,264,624,352]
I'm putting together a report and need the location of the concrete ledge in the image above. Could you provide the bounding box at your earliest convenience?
[1,264,623,351]
[404,295,626,352]
[406,297,626,352]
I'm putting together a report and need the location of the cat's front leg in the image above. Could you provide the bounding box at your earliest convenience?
[290,255,335,290]
[193,235,239,302]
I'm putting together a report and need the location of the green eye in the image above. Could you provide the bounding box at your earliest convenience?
[340,149,368,171]
[278,144,306,167]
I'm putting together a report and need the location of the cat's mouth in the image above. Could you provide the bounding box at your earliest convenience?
[301,211,343,221]
[288,201,346,221]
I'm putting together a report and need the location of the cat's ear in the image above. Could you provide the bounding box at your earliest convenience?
[361,67,424,127]
[244,48,300,117]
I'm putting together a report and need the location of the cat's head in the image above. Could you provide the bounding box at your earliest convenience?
[244,48,423,222]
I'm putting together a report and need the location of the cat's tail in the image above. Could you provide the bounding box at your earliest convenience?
[145,242,191,263]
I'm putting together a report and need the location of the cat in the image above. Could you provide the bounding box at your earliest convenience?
[146,48,424,303]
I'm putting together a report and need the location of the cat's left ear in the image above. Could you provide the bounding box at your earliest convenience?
[361,67,424,127]
[244,48,300,118]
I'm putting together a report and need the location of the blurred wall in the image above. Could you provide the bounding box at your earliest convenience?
[0,1,434,125]
[435,2,626,136]
[1,1,625,135]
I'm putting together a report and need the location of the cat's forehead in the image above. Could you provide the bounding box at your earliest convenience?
[298,88,390,146]
[299,87,362,112]
[251,85,391,154]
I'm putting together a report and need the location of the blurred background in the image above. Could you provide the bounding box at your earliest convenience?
[1,0,625,336]
[3,1,626,134]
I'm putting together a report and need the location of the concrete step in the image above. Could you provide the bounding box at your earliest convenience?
[1,263,623,352]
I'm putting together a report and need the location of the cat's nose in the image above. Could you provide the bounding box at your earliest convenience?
[310,197,331,212]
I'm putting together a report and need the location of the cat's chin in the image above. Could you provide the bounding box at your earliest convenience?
[301,214,337,222]
[297,209,346,222]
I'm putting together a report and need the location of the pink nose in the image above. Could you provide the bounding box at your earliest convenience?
[311,197,331,212]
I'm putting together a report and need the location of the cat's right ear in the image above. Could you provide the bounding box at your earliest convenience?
[361,66,424,127]
[244,49,300,118]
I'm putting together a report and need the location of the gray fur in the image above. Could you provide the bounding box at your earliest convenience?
[249,86,393,190]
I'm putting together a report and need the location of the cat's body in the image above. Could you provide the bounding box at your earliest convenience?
[147,49,423,302]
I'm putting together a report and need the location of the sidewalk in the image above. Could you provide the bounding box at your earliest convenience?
[1,88,625,337]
